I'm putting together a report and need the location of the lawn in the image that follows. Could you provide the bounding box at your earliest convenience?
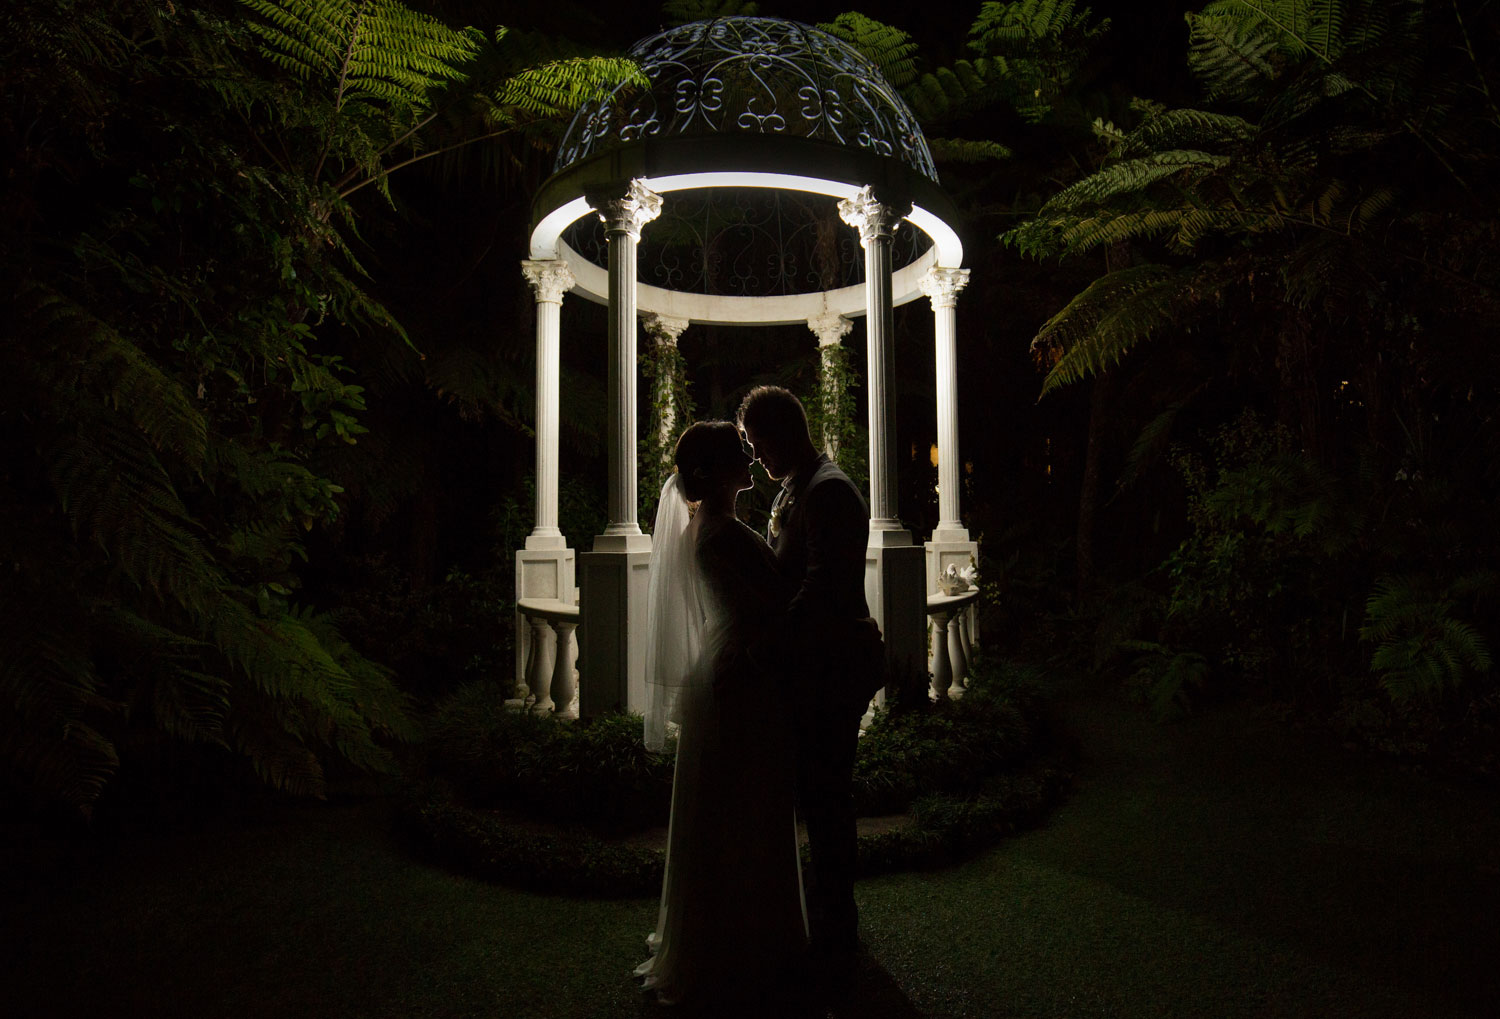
[6,692,1497,1018]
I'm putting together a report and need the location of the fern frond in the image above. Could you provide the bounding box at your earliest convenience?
[1197,0,1346,63]
[1186,9,1283,102]
[0,613,121,814]
[969,0,1086,49]
[661,0,759,24]
[1120,391,1206,487]
[243,0,477,112]
[928,137,1013,163]
[1031,259,1257,395]
[19,283,207,469]
[485,56,645,121]
[1043,150,1230,213]
[819,13,920,90]
[1118,108,1255,156]
[904,58,1007,123]
[1361,573,1494,702]
[1030,264,1201,394]
[49,428,218,602]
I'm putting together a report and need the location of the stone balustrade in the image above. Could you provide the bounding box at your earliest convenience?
[510,598,580,719]
[926,589,978,701]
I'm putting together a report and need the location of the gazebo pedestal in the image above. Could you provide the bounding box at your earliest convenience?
[865,536,928,707]
[576,542,651,716]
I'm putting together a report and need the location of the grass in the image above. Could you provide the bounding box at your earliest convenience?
[6,689,1498,1018]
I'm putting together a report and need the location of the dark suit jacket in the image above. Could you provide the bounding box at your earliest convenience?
[769,454,870,659]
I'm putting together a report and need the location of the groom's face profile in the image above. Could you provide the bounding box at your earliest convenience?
[740,425,787,481]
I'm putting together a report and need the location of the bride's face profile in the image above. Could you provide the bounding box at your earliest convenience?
[711,440,754,499]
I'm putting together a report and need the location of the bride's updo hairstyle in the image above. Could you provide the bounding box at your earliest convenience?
[674,420,743,503]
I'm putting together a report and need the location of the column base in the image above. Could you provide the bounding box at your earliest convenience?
[868,526,914,547]
[929,525,970,544]
[577,546,653,718]
[525,530,568,551]
[592,531,652,554]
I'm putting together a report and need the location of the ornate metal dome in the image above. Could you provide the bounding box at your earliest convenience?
[555,17,938,183]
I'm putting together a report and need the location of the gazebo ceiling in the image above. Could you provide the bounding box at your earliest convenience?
[528,16,963,326]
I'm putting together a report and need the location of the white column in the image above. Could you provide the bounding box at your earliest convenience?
[587,179,661,552]
[919,267,971,543]
[641,312,690,458]
[520,259,575,550]
[807,311,853,460]
[839,186,911,544]
[578,180,660,718]
[841,188,927,706]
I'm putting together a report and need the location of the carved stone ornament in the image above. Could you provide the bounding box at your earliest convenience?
[838,185,911,246]
[807,311,853,347]
[521,259,576,304]
[918,266,971,310]
[588,179,664,242]
[641,312,690,346]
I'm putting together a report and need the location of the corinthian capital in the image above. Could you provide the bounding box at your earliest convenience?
[807,311,853,348]
[918,266,971,310]
[837,186,912,247]
[521,259,576,304]
[641,312,689,346]
[586,179,663,242]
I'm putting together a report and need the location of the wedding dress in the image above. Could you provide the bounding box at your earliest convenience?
[635,476,807,1006]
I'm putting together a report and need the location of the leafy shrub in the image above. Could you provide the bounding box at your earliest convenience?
[405,660,1071,893]
[424,683,674,834]
[854,655,1039,814]
[1360,572,1495,704]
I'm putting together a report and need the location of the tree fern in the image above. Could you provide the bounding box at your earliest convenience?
[1116,108,1255,157]
[819,13,920,90]
[241,0,644,201]
[661,0,759,24]
[969,0,1095,48]
[1195,0,1347,64]
[928,137,1013,163]
[1030,263,1238,395]
[242,0,478,111]
[904,58,1009,124]
[20,283,208,470]
[1361,573,1495,703]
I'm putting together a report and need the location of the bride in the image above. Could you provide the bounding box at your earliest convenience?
[634,420,808,1007]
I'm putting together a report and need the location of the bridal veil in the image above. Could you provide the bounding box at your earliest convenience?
[642,473,707,751]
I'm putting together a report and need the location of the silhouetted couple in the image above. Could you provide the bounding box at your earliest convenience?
[634,386,882,1010]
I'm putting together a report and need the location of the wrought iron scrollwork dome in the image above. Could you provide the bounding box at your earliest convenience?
[555,17,938,183]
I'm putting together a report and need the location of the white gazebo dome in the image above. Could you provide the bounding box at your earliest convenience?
[529,16,963,325]
[555,16,938,181]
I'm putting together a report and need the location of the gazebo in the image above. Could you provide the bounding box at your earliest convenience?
[513,16,978,717]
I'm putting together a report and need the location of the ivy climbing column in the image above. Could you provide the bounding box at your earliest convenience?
[578,179,661,718]
[807,311,853,462]
[640,312,691,516]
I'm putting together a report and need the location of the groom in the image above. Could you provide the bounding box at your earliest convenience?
[738,385,874,971]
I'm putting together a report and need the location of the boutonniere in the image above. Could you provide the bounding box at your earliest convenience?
[769,494,795,538]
